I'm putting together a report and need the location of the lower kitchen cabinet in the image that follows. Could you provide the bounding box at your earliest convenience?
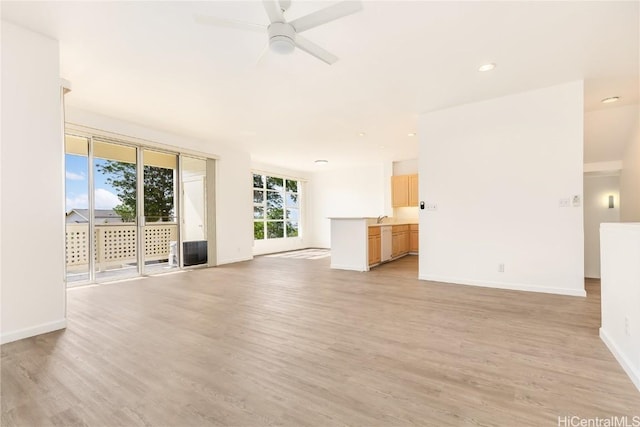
[410,224,419,252]
[368,227,381,266]
[391,225,409,258]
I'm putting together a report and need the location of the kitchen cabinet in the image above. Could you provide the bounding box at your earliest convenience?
[391,225,409,258]
[391,175,409,207]
[391,174,418,207]
[409,224,419,252]
[409,175,419,206]
[368,226,381,266]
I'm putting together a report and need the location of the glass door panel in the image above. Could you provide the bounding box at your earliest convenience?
[181,157,208,266]
[142,149,178,274]
[93,140,138,281]
[65,135,90,285]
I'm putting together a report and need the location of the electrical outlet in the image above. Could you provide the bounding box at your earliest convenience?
[425,203,438,211]
[498,263,505,273]
[559,198,570,208]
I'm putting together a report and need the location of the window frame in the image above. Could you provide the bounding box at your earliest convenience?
[252,172,301,240]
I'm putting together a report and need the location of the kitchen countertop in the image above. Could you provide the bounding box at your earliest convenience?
[368,222,418,227]
[327,217,418,227]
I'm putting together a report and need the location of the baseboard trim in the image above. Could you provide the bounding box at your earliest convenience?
[216,256,253,266]
[330,263,366,272]
[600,328,640,392]
[418,275,586,297]
[1,319,67,345]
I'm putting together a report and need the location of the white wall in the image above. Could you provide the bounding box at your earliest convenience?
[584,104,639,164]
[307,163,390,248]
[583,174,620,278]
[251,162,311,255]
[329,218,369,271]
[620,106,640,221]
[419,81,585,296]
[600,223,640,392]
[66,108,254,266]
[1,22,66,343]
[393,159,418,175]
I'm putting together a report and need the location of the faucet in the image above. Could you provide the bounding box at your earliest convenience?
[376,215,388,224]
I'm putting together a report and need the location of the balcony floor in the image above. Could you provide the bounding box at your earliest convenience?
[66,261,179,286]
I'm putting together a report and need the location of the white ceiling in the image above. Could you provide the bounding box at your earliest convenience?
[2,1,638,171]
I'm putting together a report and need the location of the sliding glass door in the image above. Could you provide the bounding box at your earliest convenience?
[92,140,139,281]
[142,149,179,274]
[181,156,208,266]
[65,135,91,284]
[64,133,214,285]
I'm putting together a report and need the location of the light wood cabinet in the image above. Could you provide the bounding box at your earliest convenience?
[391,175,409,207]
[368,227,381,266]
[391,174,418,207]
[409,224,419,253]
[391,225,409,258]
[409,175,419,207]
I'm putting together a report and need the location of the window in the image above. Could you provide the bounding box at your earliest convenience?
[253,173,300,240]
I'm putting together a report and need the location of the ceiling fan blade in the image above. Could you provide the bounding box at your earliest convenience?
[289,1,362,33]
[255,42,270,68]
[295,35,338,65]
[194,14,266,33]
[263,0,285,23]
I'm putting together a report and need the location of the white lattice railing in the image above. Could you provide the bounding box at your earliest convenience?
[66,223,178,272]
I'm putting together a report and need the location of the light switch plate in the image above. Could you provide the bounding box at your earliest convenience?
[559,198,570,208]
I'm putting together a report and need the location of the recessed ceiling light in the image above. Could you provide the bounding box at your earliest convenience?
[379,146,385,149]
[478,63,496,72]
[407,132,416,137]
[601,96,620,104]
[358,132,366,137]
[314,159,329,165]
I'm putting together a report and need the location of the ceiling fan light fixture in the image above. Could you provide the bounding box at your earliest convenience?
[269,35,295,54]
[478,63,496,72]
[268,22,296,55]
[601,96,620,104]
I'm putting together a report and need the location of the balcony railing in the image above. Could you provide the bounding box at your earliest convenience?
[66,223,178,272]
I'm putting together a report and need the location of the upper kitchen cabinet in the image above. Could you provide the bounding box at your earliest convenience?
[409,174,419,206]
[391,175,409,207]
[392,174,418,207]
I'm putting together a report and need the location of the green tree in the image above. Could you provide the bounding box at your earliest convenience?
[96,160,174,222]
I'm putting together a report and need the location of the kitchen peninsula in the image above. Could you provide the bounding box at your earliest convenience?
[329,217,418,271]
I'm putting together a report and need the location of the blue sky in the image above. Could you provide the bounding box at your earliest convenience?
[65,155,121,211]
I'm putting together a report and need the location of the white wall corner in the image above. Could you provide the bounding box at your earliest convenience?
[60,77,72,93]
[600,328,640,392]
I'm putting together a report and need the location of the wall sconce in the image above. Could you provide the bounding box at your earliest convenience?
[608,195,615,209]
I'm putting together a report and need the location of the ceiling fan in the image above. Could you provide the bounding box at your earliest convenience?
[195,0,363,65]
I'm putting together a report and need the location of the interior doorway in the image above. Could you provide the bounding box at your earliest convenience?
[583,172,621,279]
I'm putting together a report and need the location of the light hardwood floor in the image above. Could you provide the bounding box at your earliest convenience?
[2,256,639,426]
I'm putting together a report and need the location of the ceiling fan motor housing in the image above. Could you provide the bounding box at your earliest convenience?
[268,22,296,54]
